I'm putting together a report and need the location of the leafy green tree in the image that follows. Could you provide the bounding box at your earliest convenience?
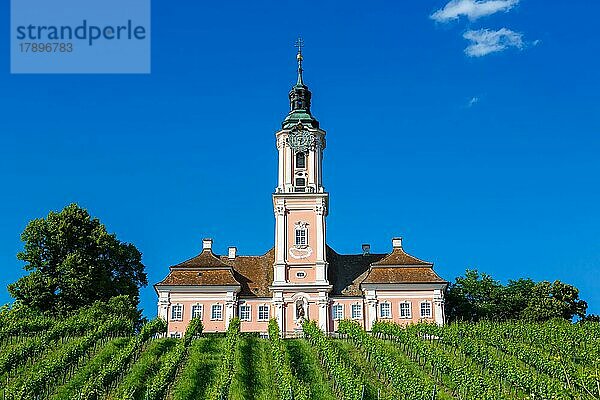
[8,203,147,315]
[445,269,503,321]
[522,280,587,321]
[496,278,536,320]
[446,270,588,322]
[580,314,600,323]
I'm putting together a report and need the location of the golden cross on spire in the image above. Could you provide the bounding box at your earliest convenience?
[295,37,304,85]
[295,37,304,55]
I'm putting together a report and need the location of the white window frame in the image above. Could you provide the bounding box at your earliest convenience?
[420,301,432,318]
[211,304,223,321]
[379,302,392,319]
[171,304,183,321]
[239,304,251,321]
[191,304,203,320]
[296,271,306,279]
[399,302,412,319]
[332,304,344,320]
[351,303,362,320]
[258,304,270,321]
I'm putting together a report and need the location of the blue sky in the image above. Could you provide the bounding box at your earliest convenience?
[1,0,599,317]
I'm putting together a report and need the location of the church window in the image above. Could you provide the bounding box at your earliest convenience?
[171,304,183,321]
[191,304,203,320]
[332,304,344,320]
[420,301,432,318]
[211,304,223,320]
[295,226,308,248]
[351,303,362,320]
[295,177,306,188]
[239,304,251,321]
[400,302,411,318]
[296,152,306,169]
[258,305,270,321]
[380,302,391,319]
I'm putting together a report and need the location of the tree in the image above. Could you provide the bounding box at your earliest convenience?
[496,278,536,320]
[580,314,600,323]
[445,269,503,321]
[445,269,588,322]
[522,280,587,321]
[8,204,147,315]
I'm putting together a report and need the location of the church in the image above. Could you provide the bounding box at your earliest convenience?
[155,43,447,336]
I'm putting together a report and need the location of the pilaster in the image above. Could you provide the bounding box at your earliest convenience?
[365,289,378,331]
[225,291,237,329]
[318,291,329,332]
[433,288,445,326]
[273,291,285,334]
[157,291,169,321]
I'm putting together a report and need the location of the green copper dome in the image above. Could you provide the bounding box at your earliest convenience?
[282,38,319,129]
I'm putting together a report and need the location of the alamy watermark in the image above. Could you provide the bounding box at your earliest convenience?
[11,0,150,74]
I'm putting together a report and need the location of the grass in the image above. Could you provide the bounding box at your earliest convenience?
[284,339,337,400]
[228,335,278,400]
[168,336,225,400]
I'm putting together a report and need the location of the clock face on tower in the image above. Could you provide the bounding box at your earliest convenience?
[287,123,314,152]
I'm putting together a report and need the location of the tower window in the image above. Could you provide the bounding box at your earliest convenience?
[295,152,306,169]
[295,227,308,248]
[295,177,305,187]
[296,271,306,279]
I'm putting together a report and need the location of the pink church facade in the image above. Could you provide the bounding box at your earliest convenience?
[155,46,447,336]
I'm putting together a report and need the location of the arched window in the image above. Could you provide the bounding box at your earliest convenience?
[295,299,306,320]
[295,152,306,169]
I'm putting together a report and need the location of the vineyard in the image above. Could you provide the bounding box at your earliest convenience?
[1,303,599,400]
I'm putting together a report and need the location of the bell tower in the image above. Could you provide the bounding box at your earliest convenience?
[272,39,331,332]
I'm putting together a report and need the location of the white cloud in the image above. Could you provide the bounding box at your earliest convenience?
[431,0,519,22]
[467,97,480,107]
[463,28,524,57]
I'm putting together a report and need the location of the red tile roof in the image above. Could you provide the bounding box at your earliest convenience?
[155,243,445,295]
[220,248,274,297]
[361,266,446,285]
[157,268,240,286]
[371,247,432,266]
[156,249,240,287]
[172,249,231,268]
